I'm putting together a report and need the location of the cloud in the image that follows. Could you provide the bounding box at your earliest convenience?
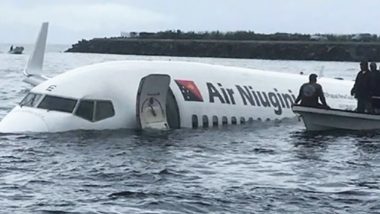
[1,0,380,44]
[0,2,172,43]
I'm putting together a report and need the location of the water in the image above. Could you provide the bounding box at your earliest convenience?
[0,44,379,213]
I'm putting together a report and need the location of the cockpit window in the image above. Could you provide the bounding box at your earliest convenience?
[19,94,114,122]
[37,95,77,113]
[95,101,115,121]
[20,93,42,107]
[74,99,115,122]
[75,100,94,121]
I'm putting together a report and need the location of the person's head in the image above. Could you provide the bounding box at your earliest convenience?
[360,61,369,71]
[370,62,377,72]
[309,73,318,83]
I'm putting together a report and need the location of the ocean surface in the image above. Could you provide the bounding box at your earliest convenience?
[0,44,379,213]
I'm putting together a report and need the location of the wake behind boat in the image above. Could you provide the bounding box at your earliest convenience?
[292,105,380,131]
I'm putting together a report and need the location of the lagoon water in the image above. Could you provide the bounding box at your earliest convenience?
[0,44,379,213]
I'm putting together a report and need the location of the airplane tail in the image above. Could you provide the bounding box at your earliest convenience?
[23,22,49,86]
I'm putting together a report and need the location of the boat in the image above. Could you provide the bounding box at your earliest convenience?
[8,46,24,54]
[292,105,380,131]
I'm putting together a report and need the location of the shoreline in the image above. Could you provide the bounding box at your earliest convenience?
[66,38,380,62]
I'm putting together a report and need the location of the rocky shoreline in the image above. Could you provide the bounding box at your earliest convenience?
[66,38,380,62]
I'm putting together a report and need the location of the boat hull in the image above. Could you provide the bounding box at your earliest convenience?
[292,105,380,131]
[8,47,24,54]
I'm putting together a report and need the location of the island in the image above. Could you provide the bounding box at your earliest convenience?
[66,31,380,62]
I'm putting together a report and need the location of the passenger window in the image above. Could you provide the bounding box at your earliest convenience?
[202,115,209,128]
[192,115,198,128]
[212,116,218,127]
[75,100,95,121]
[222,116,228,125]
[38,95,77,113]
[20,93,42,107]
[240,117,246,125]
[95,101,115,121]
[231,117,237,125]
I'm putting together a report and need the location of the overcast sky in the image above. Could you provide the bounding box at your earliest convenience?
[1,0,380,44]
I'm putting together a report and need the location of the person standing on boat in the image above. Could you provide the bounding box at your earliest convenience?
[351,61,372,113]
[370,62,377,73]
[294,73,329,108]
[370,62,380,113]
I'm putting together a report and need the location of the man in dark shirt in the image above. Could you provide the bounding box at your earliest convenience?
[351,61,372,113]
[294,73,329,108]
[370,62,380,113]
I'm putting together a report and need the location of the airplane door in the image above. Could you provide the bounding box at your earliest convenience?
[136,74,171,130]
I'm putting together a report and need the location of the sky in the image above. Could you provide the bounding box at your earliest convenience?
[1,0,380,44]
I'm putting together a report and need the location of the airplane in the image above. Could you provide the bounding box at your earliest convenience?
[0,23,357,133]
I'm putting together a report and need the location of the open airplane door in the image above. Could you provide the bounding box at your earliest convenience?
[136,74,171,130]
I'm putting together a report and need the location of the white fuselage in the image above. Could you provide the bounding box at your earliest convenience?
[0,60,357,133]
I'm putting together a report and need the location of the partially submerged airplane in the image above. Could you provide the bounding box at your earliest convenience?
[0,23,357,133]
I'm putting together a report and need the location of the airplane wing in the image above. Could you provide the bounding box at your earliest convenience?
[23,22,50,86]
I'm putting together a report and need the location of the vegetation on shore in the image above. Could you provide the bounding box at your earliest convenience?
[66,30,380,61]
[116,30,380,42]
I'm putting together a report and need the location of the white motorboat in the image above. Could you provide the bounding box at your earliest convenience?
[292,105,380,131]
[8,46,24,54]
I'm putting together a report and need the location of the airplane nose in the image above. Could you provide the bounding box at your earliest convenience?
[0,110,49,133]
